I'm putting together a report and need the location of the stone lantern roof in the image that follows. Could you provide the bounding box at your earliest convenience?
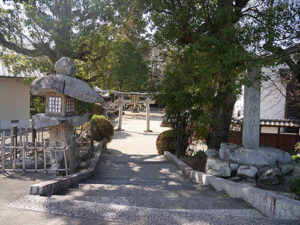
[30,57,103,103]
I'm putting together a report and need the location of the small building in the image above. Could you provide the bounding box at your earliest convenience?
[0,60,43,129]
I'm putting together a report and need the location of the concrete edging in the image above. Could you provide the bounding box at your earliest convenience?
[164,151,300,220]
[30,148,102,196]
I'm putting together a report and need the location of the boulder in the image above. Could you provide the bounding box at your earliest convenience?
[54,57,76,77]
[292,164,300,179]
[219,143,291,166]
[230,163,239,173]
[279,164,293,175]
[205,158,232,177]
[205,149,218,158]
[257,167,282,185]
[237,165,258,179]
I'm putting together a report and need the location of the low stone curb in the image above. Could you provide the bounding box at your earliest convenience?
[164,151,300,220]
[30,146,102,196]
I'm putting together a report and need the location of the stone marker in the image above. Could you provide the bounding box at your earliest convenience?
[242,67,261,149]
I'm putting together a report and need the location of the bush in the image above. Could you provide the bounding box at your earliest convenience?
[156,130,176,155]
[84,115,114,142]
[289,179,300,199]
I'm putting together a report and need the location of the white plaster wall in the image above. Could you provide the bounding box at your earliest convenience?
[233,67,286,120]
[0,78,30,128]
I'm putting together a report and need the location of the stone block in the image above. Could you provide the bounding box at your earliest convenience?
[292,164,300,179]
[219,143,291,166]
[257,167,282,185]
[278,163,293,175]
[54,57,76,77]
[205,158,232,177]
[205,149,218,158]
[237,165,258,178]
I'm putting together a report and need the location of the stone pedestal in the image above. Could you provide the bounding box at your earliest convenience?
[242,67,261,149]
[49,124,78,172]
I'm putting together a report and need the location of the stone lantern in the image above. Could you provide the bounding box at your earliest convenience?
[30,57,102,172]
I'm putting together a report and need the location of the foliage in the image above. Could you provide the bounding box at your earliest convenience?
[77,37,149,92]
[30,96,45,117]
[0,0,152,92]
[289,179,300,199]
[90,115,114,142]
[76,101,94,115]
[295,142,300,154]
[292,155,300,163]
[156,129,176,155]
[141,0,299,149]
[193,150,206,160]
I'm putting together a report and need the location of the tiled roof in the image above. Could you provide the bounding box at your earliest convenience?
[0,60,44,78]
[231,118,300,128]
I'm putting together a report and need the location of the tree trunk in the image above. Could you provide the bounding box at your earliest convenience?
[176,121,189,157]
[207,88,237,149]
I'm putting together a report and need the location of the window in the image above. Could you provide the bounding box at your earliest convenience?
[48,96,62,113]
[66,97,75,113]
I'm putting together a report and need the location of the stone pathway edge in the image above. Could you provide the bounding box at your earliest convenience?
[29,142,103,196]
[164,151,300,220]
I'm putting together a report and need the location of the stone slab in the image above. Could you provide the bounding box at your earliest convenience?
[30,74,103,103]
[32,113,91,129]
[10,195,267,225]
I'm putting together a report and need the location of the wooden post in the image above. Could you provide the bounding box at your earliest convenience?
[10,126,14,162]
[19,128,23,147]
[43,141,47,172]
[25,127,29,156]
[55,147,58,173]
[31,126,36,144]
[1,132,5,172]
[63,144,68,176]
[22,142,26,172]
[90,122,94,155]
[34,140,38,173]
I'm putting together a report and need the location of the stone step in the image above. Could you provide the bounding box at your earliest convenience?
[77,183,209,192]
[93,162,185,180]
[52,195,252,210]
[84,177,194,186]
[9,195,270,225]
[100,154,168,163]
[65,186,224,198]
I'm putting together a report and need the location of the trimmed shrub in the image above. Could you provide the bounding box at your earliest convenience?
[156,130,176,155]
[91,114,114,142]
[82,115,114,142]
[289,179,300,199]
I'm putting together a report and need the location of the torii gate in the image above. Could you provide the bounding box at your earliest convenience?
[110,91,156,132]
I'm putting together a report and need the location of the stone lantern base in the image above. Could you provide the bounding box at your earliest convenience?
[49,124,79,172]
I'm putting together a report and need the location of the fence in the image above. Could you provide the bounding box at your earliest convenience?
[0,123,94,175]
[229,119,300,154]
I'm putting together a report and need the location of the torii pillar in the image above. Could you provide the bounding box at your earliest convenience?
[144,96,152,132]
[116,96,124,131]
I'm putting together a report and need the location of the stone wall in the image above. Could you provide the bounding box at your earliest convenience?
[205,143,300,186]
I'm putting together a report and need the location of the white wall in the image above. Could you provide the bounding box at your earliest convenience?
[233,67,287,120]
[0,78,30,129]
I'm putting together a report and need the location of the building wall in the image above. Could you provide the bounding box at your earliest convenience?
[233,67,287,120]
[0,77,30,129]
